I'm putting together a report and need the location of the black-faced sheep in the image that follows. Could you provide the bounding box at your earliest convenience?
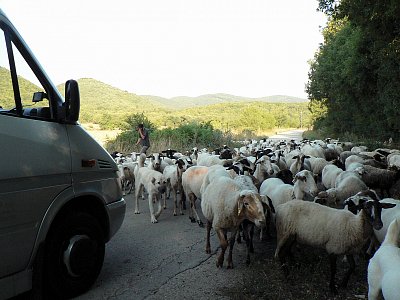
[274,197,395,294]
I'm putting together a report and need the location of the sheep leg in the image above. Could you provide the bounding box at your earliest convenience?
[188,193,197,223]
[227,230,237,269]
[134,183,143,214]
[275,234,295,277]
[242,222,255,266]
[340,254,355,288]
[216,229,228,268]
[236,224,242,244]
[205,220,212,254]
[328,254,338,295]
[179,185,186,211]
[190,198,204,227]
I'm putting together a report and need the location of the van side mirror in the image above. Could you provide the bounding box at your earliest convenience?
[32,91,48,102]
[64,79,80,122]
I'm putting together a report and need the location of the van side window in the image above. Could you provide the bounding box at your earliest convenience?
[0,28,50,119]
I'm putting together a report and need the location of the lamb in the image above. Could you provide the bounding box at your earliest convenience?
[117,161,137,196]
[315,169,368,207]
[201,176,266,268]
[274,196,394,294]
[368,219,400,300]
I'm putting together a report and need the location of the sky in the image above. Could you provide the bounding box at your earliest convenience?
[0,0,327,99]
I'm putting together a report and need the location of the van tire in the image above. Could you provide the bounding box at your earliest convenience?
[43,212,105,299]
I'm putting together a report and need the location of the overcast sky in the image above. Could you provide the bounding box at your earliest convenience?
[0,0,327,99]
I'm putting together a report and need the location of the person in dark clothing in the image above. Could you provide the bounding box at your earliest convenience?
[135,123,150,154]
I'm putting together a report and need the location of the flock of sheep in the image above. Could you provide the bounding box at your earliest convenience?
[112,137,400,299]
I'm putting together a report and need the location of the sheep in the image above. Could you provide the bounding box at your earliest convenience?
[301,143,325,158]
[260,169,318,213]
[368,219,400,300]
[359,165,400,197]
[181,165,209,226]
[162,158,190,216]
[308,156,329,176]
[315,169,368,207]
[289,154,311,175]
[118,162,136,195]
[233,175,272,264]
[201,176,266,268]
[253,155,279,183]
[196,152,225,167]
[275,169,294,185]
[321,163,344,190]
[147,152,171,173]
[199,165,232,196]
[387,152,400,169]
[373,198,400,244]
[274,196,395,295]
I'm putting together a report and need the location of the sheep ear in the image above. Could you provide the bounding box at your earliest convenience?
[314,197,327,205]
[237,194,247,216]
[381,203,396,209]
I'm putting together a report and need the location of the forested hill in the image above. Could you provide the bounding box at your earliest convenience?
[144,93,307,110]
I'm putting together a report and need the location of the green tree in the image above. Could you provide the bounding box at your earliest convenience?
[307,0,400,141]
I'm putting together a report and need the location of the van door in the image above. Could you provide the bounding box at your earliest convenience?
[0,22,72,277]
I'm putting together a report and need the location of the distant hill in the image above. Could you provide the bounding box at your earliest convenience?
[0,68,309,129]
[144,93,308,110]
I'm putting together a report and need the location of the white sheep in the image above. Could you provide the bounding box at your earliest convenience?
[181,165,209,226]
[201,176,266,268]
[162,158,190,216]
[321,164,343,190]
[274,197,394,294]
[260,169,319,211]
[316,169,368,207]
[368,219,400,300]
[387,152,400,169]
[196,152,225,167]
[253,155,279,183]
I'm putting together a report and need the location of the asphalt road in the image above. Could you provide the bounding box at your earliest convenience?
[75,129,304,300]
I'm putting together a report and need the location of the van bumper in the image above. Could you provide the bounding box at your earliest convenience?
[106,198,126,241]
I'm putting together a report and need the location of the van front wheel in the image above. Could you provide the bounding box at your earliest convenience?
[44,212,105,298]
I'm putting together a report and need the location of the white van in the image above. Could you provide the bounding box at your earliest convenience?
[0,9,126,299]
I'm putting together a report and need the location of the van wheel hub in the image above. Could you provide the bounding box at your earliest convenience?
[63,235,96,277]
